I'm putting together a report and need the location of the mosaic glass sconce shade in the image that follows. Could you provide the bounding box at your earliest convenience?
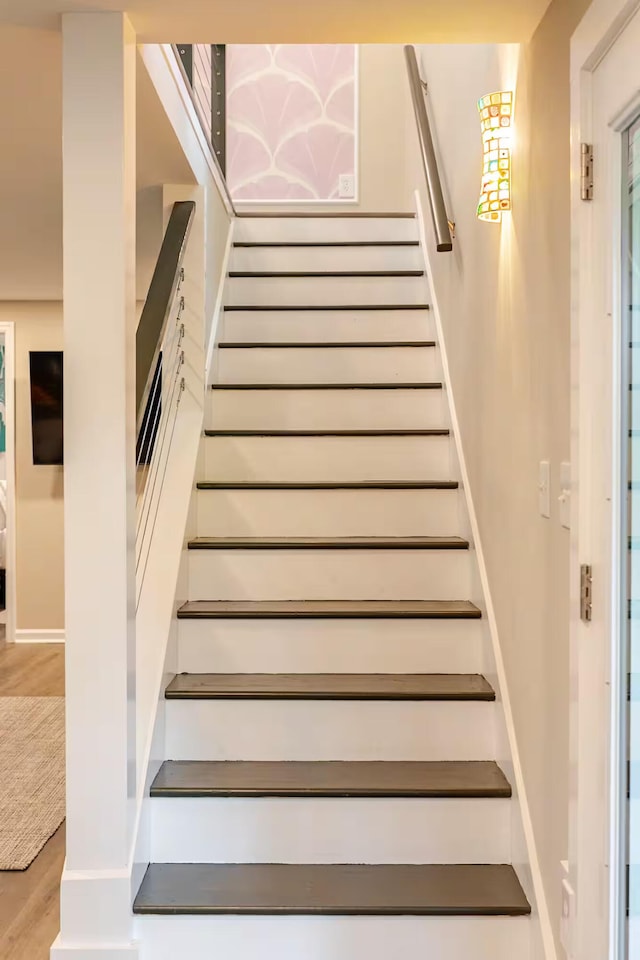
[477,91,513,223]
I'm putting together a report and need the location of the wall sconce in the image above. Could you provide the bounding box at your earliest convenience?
[477,91,513,223]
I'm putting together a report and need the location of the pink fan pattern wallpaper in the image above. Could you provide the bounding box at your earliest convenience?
[226,45,357,201]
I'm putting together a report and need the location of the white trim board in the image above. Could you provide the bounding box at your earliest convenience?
[15,629,65,644]
[0,321,17,647]
[205,217,235,381]
[413,189,551,960]
[570,3,640,959]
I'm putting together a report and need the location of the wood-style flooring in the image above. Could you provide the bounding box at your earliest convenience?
[0,643,65,697]
[0,642,65,960]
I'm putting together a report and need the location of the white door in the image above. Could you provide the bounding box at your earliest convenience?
[573,3,640,959]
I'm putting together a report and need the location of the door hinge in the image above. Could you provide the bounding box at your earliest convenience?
[581,144,594,201]
[580,563,593,622]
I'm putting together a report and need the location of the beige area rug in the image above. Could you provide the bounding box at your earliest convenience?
[0,697,65,870]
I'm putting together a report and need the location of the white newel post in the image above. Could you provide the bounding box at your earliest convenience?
[52,12,139,959]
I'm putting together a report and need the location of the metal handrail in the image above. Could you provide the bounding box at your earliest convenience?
[136,200,195,430]
[171,44,236,216]
[404,45,454,253]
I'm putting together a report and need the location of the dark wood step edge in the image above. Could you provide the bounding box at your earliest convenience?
[233,241,421,248]
[176,600,482,620]
[229,270,425,278]
[150,761,512,799]
[133,863,531,917]
[165,675,495,702]
[187,536,469,550]
[235,212,416,219]
[196,481,458,491]
[218,340,436,349]
[204,429,450,437]
[209,382,443,391]
[224,304,430,312]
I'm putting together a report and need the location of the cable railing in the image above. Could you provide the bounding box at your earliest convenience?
[135,200,196,600]
[404,45,454,253]
[172,43,236,216]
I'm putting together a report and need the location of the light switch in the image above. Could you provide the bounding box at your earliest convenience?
[559,461,571,530]
[539,460,551,519]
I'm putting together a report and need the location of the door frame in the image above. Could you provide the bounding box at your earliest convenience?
[0,321,17,646]
[571,1,640,957]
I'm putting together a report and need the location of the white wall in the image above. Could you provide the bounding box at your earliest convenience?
[357,45,412,211]
[0,31,195,302]
[400,0,590,951]
[0,302,64,634]
[0,42,201,639]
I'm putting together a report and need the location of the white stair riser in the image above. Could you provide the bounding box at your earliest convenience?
[226,275,429,307]
[207,389,447,431]
[231,245,423,273]
[137,916,529,960]
[187,549,472,600]
[222,309,435,343]
[218,347,439,383]
[150,797,511,864]
[177,618,483,675]
[203,435,454,481]
[233,217,419,244]
[165,700,494,761]
[196,489,461,538]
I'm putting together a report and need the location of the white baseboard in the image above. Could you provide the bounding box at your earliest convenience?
[205,217,235,381]
[50,935,138,958]
[15,628,65,644]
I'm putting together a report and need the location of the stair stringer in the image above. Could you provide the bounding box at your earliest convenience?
[130,228,234,910]
[414,189,550,960]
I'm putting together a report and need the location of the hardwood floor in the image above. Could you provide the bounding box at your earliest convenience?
[0,643,65,959]
[0,827,65,960]
[0,643,65,697]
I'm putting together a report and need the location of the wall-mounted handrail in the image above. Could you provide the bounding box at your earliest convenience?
[404,45,454,253]
[136,200,195,429]
[171,44,236,216]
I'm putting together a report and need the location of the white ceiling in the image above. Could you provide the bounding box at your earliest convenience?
[0,0,553,43]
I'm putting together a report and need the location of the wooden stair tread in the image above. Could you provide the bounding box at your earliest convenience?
[210,382,442,390]
[218,340,436,348]
[196,480,458,490]
[233,241,421,248]
[187,535,468,550]
[204,429,451,437]
[235,212,416,219]
[133,863,530,916]
[151,760,511,798]
[164,673,495,701]
[228,270,425,278]
[177,599,481,619]
[223,304,430,312]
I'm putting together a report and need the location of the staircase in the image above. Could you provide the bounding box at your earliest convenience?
[133,213,531,959]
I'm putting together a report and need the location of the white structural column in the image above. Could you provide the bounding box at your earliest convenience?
[53,12,138,958]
